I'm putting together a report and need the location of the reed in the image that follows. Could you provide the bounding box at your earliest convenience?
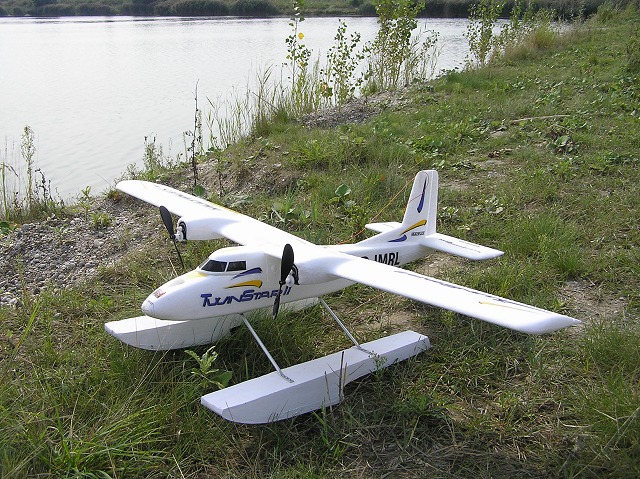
[201,0,442,149]
[0,126,64,225]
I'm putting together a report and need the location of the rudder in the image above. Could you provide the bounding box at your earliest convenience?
[401,170,438,236]
[360,170,438,244]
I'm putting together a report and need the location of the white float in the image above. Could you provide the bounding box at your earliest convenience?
[201,330,430,424]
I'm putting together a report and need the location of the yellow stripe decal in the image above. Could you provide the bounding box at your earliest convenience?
[479,301,534,314]
[184,271,207,279]
[227,280,263,289]
[401,219,427,235]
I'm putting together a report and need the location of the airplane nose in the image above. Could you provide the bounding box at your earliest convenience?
[142,299,154,316]
[139,272,209,320]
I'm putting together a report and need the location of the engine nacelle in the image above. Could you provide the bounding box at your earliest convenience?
[177,216,224,241]
[296,258,340,285]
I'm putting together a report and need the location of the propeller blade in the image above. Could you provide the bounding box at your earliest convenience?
[159,205,184,270]
[273,243,295,320]
[280,243,295,283]
[273,293,282,319]
[159,205,175,240]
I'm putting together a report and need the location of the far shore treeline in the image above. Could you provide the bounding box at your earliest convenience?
[0,0,607,19]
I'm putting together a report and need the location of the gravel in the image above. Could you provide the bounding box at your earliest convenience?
[0,197,155,307]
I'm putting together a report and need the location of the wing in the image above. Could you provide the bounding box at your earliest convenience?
[117,180,311,251]
[325,254,580,334]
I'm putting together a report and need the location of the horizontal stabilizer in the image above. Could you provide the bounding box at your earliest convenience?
[365,221,402,233]
[201,330,430,424]
[423,233,504,260]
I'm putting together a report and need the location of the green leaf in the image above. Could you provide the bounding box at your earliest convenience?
[334,184,351,198]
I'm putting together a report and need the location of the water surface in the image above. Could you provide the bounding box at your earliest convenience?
[0,16,469,199]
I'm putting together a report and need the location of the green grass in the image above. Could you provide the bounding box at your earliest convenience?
[2,5,640,478]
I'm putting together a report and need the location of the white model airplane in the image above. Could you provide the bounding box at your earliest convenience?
[105,170,579,423]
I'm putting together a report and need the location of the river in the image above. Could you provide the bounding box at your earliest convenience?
[0,16,470,200]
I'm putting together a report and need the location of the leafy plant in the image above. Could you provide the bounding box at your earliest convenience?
[321,19,365,107]
[284,0,314,113]
[0,220,14,235]
[77,186,93,221]
[184,82,204,190]
[21,126,36,208]
[465,0,505,68]
[185,346,232,389]
[91,211,113,229]
[364,0,432,91]
[127,135,177,181]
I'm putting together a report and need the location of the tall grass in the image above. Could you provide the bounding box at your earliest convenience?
[202,0,442,148]
[1,126,64,225]
[465,0,563,68]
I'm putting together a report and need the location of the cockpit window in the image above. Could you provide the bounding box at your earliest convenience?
[199,259,227,272]
[227,261,246,272]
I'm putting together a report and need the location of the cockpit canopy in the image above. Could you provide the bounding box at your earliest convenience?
[199,259,246,273]
[197,246,266,274]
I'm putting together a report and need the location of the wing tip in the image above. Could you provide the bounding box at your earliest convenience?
[519,314,582,335]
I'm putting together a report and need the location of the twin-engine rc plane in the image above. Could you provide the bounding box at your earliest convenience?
[105,170,580,424]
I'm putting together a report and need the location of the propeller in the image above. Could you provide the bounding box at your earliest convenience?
[159,205,185,270]
[273,243,297,320]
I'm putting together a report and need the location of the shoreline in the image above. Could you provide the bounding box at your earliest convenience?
[0,0,604,20]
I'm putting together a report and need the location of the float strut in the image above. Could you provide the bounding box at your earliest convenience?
[318,298,373,355]
[241,315,293,383]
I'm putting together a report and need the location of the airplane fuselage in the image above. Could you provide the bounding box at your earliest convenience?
[141,241,428,321]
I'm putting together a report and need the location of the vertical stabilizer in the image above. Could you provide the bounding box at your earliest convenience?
[360,170,438,244]
[401,169,438,236]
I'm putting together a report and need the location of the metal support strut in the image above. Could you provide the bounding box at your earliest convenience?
[318,298,373,355]
[241,315,293,383]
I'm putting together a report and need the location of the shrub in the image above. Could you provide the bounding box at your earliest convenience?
[171,0,230,15]
[74,2,118,15]
[230,0,278,15]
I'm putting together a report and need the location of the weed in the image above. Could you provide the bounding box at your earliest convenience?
[364,0,436,91]
[77,186,93,221]
[21,126,36,208]
[284,0,315,114]
[0,220,14,235]
[465,0,505,67]
[127,136,177,181]
[184,82,204,189]
[321,19,365,107]
[91,212,113,229]
[1,127,64,223]
[185,346,232,390]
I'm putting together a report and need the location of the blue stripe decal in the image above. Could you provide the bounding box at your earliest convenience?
[390,235,407,242]
[233,267,263,279]
[417,179,427,213]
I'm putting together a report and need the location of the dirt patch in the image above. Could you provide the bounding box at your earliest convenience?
[560,280,628,333]
[300,89,412,129]
[415,252,463,278]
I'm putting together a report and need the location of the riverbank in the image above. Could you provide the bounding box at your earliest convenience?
[0,0,605,18]
[1,4,639,478]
